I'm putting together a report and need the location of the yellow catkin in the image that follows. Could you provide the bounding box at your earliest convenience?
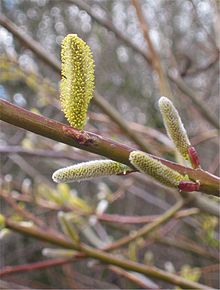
[60,34,95,130]
[52,160,131,183]
[129,151,187,188]
[158,96,191,160]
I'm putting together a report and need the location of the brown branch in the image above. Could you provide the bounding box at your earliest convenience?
[1,99,219,196]
[0,145,77,160]
[0,14,60,72]
[131,0,171,96]
[4,217,214,290]
[97,207,199,224]
[157,236,219,262]
[0,191,45,228]
[168,71,220,129]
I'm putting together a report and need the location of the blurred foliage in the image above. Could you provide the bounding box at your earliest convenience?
[176,264,201,289]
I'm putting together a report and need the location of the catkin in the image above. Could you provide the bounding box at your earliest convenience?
[129,150,188,188]
[52,160,131,183]
[60,34,95,130]
[159,96,191,160]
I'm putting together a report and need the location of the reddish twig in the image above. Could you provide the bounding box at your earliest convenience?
[0,257,83,277]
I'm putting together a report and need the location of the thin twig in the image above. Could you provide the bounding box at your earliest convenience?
[97,207,199,224]
[131,0,171,96]
[108,265,160,289]
[102,198,185,251]
[0,257,83,277]
[0,191,45,228]
[156,236,219,262]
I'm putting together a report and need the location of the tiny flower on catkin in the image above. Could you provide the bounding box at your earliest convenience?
[158,96,191,161]
[60,34,95,130]
[52,160,131,183]
[129,150,188,188]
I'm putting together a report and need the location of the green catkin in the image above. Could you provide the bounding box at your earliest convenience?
[60,34,95,130]
[158,96,191,160]
[129,150,188,188]
[52,160,131,183]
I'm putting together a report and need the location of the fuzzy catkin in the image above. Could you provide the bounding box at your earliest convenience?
[129,151,187,188]
[52,160,131,183]
[60,34,95,130]
[158,96,191,160]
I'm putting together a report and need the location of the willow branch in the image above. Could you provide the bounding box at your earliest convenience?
[1,99,219,196]
[4,218,214,290]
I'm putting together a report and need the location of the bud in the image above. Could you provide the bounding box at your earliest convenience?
[129,150,187,188]
[158,96,191,160]
[178,180,200,192]
[52,160,131,183]
[187,146,200,169]
[60,34,95,130]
